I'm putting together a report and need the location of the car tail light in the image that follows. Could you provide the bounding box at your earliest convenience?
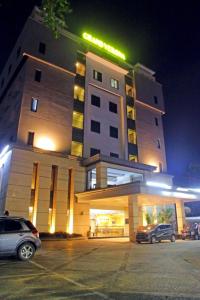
[32,229,39,238]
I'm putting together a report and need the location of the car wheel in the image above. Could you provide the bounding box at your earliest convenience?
[171,234,176,242]
[151,236,156,244]
[17,242,35,261]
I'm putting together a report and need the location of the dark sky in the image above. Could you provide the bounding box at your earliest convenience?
[1,0,200,184]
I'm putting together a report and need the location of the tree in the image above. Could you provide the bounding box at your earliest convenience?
[157,208,173,223]
[145,212,156,225]
[41,0,72,39]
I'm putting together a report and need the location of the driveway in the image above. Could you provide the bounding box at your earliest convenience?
[1,238,200,299]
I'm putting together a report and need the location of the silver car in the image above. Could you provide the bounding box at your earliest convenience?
[0,216,41,261]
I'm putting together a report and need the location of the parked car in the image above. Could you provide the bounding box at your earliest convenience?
[0,216,41,261]
[136,224,176,244]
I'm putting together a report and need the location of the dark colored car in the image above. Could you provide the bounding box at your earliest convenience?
[136,224,176,244]
[0,216,41,261]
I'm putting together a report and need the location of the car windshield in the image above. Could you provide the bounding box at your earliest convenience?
[137,225,157,231]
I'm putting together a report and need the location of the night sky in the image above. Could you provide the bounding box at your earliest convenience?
[1,0,200,185]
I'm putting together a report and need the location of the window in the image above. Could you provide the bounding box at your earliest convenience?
[129,155,137,162]
[109,102,117,114]
[93,70,102,82]
[110,126,118,138]
[127,106,135,120]
[71,141,83,157]
[76,62,85,76]
[90,148,100,156]
[74,85,84,101]
[128,129,136,144]
[72,111,84,129]
[3,219,22,232]
[110,152,119,158]
[16,46,21,58]
[155,117,158,126]
[91,95,100,107]
[91,120,100,134]
[34,70,42,82]
[157,139,161,149]
[111,78,119,89]
[126,84,133,97]
[27,132,34,146]
[39,42,46,54]
[31,98,38,112]
[154,96,158,104]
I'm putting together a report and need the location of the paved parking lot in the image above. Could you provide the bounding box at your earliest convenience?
[1,238,200,300]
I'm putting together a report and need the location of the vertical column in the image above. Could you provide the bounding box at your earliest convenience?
[55,167,68,232]
[176,200,186,234]
[128,194,139,242]
[67,168,74,234]
[96,163,107,189]
[124,206,129,236]
[36,164,52,232]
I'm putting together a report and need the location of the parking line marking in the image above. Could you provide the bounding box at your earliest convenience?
[29,260,113,300]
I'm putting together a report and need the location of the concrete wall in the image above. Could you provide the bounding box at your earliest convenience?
[0,64,26,147]
[17,58,74,153]
[135,104,167,171]
[0,10,79,97]
[84,53,128,159]
[5,147,87,234]
[134,69,167,171]
[0,150,12,214]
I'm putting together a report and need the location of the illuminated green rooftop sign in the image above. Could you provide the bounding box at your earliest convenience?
[82,32,126,61]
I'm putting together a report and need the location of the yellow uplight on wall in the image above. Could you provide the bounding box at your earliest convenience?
[36,137,56,151]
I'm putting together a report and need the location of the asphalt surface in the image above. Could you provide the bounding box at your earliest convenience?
[0,238,200,300]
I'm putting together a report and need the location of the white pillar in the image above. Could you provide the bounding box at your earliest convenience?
[96,163,107,189]
[176,200,186,234]
[128,195,139,242]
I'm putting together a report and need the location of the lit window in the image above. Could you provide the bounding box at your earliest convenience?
[39,42,46,54]
[76,62,85,76]
[74,85,84,101]
[71,141,83,157]
[31,98,38,112]
[109,102,117,114]
[129,155,137,162]
[27,132,35,146]
[126,84,133,97]
[127,106,135,120]
[72,111,84,129]
[111,78,119,89]
[34,70,42,82]
[93,70,102,82]
[128,129,136,144]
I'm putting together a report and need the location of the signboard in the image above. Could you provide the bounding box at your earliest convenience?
[82,32,126,61]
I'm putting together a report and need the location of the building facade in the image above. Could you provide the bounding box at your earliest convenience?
[0,7,197,240]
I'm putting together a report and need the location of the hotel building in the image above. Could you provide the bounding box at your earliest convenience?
[0,7,198,240]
